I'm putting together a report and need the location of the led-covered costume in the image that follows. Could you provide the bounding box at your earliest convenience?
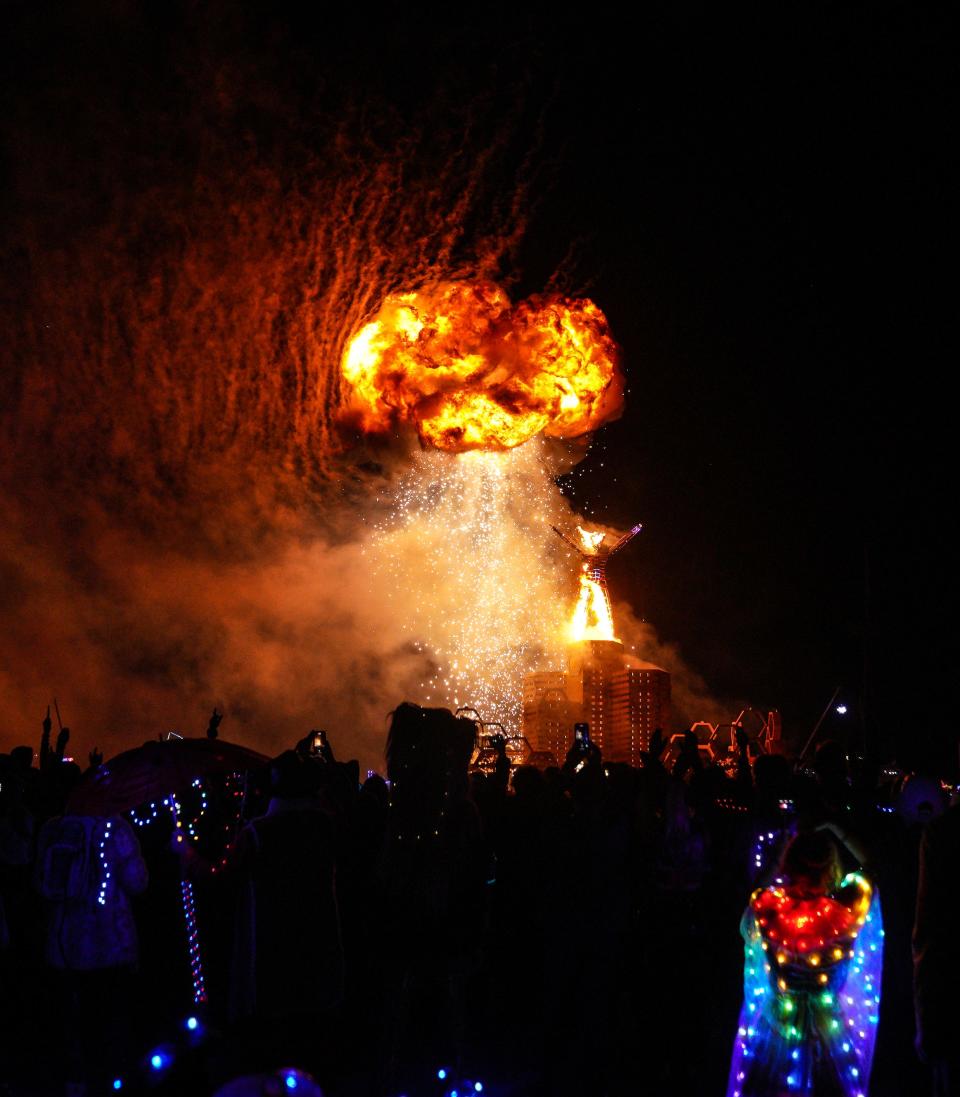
[727,872,883,1097]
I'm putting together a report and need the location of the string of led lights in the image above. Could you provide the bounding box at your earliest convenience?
[180,877,207,1004]
[129,778,208,836]
[727,872,883,1097]
[127,778,218,1005]
[751,822,797,880]
[96,820,113,906]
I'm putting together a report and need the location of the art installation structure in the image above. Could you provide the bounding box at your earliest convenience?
[551,522,643,642]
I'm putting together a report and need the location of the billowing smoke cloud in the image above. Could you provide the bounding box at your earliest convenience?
[340,280,624,451]
[0,8,728,769]
[0,15,537,767]
[611,602,737,730]
[0,448,728,771]
[0,497,433,766]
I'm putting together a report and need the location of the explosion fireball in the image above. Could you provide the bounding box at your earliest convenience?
[347,282,628,728]
[341,280,624,451]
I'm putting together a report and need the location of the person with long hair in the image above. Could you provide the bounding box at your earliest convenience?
[377,703,488,1088]
[727,829,883,1097]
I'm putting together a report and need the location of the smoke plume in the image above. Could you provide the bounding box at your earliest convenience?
[0,8,726,769]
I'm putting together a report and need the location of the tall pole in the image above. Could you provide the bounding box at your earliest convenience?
[862,540,871,757]
[798,685,842,765]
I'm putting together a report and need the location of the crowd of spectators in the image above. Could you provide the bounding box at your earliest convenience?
[1,705,957,1097]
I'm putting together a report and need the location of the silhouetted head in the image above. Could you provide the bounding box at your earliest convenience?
[386,703,474,779]
[361,772,388,810]
[605,761,638,806]
[269,750,317,799]
[512,764,543,801]
[754,753,792,800]
[542,765,563,790]
[663,779,694,832]
[813,740,847,785]
[897,774,947,826]
[9,745,33,770]
[779,830,842,894]
[385,702,477,833]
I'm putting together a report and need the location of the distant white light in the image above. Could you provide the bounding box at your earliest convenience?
[836,704,848,715]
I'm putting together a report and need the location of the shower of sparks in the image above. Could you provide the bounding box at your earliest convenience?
[366,438,573,729]
[577,527,606,552]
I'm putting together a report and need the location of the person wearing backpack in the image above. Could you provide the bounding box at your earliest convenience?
[35,813,148,1095]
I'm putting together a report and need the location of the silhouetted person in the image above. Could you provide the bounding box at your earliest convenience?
[914,796,960,1095]
[206,707,223,740]
[0,754,38,1090]
[812,739,852,819]
[35,810,148,1092]
[223,749,344,1077]
[378,702,487,1089]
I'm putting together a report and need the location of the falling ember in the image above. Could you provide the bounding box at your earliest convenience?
[340,280,623,452]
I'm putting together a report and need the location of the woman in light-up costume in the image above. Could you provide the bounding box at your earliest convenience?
[727,830,883,1097]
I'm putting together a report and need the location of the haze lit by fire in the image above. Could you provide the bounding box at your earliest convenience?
[0,22,724,766]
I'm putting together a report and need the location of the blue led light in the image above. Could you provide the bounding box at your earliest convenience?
[150,1054,164,1071]
[438,1069,447,1080]
[475,1085,483,1093]
[97,821,113,906]
[185,1016,199,1031]
[284,1074,298,1091]
[113,1081,123,1091]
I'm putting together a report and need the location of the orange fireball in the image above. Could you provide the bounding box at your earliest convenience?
[340,280,623,451]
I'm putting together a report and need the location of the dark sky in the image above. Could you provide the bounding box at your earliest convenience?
[528,7,951,765]
[1,4,951,768]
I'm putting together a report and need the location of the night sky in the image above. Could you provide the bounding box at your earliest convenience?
[1,4,951,769]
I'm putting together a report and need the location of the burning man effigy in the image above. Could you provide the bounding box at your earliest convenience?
[726,830,882,1097]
